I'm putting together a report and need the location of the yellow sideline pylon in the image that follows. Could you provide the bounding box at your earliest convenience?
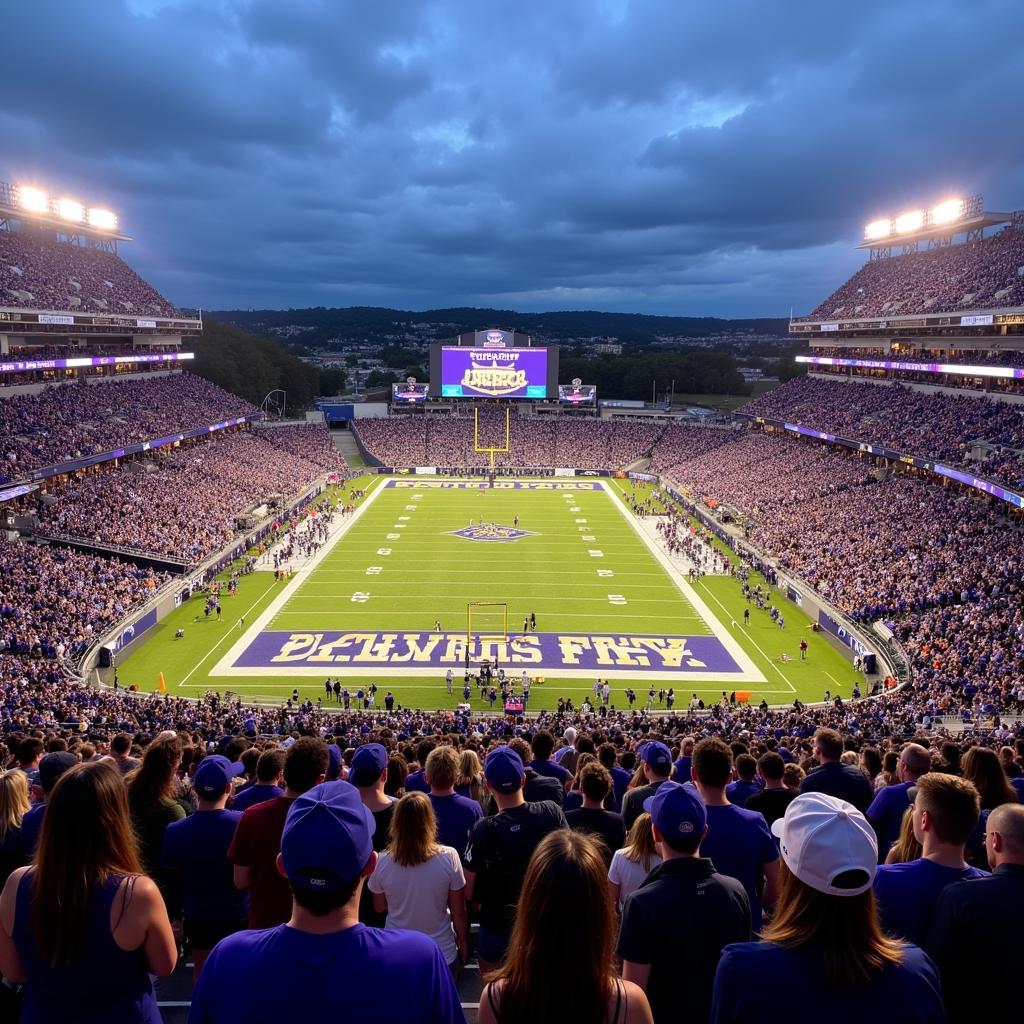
[157,672,166,693]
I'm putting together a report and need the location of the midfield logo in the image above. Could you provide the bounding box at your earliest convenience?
[451,523,534,542]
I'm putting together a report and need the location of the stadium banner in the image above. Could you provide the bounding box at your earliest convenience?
[114,607,159,652]
[817,610,870,658]
[0,483,38,502]
[629,472,658,483]
[0,351,195,376]
[553,468,576,477]
[439,346,547,399]
[0,310,200,330]
[233,630,745,676]
[795,354,1024,380]
[383,479,602,490]
[414,466,437,475]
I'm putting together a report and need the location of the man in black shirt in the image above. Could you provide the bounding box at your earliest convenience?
[618,781,750,1024]
[565,762,625,865]
[925,803,1024,1024]
[464,746,567,974]
[798,727,873,812]
[622,741,673,830]
[744,752,798,828]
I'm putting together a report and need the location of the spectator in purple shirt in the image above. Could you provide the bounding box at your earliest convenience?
[867,743,932,863]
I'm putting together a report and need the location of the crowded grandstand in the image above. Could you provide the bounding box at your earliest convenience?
[1,178,1023,1024]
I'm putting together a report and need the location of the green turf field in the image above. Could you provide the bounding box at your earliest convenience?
[115,477,861,711]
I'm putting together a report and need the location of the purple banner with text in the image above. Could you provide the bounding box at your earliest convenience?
[233,630,744,676]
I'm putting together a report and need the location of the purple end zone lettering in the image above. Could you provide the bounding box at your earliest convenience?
[384,479,602,490]
[233,630,744,676]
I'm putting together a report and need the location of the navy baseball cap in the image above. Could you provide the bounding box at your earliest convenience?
[485,747,525,793]
[644,781,707,839]
[641,741,673,775]
[349,743,387,787]
[194,755,244,800]
[281,781,375,891]
[39,752,78,794]
[326,744,343,781]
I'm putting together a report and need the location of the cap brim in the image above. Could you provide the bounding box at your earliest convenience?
[771,817,785,839]
[228,760,245,777]
[642,794,655,814]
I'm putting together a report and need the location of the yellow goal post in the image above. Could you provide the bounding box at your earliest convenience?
[467,601,509,643]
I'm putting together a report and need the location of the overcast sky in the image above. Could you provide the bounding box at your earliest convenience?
[3,0,1024,317]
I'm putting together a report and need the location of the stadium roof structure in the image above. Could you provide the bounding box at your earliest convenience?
[0,180,130,244]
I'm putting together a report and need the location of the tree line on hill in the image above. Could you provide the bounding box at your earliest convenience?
[190,319,345,412]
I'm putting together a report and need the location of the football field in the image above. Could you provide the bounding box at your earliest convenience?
[116,477,861,710]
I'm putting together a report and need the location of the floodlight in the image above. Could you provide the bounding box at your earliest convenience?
[864,219,891,240]
[930,197,963,225]
[58,197,84,222]
[895,209,924,234]
[16,186,48,214]
[87,208,118,230]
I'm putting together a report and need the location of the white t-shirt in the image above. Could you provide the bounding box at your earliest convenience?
[368,845,466,963]
[608,849,662,910]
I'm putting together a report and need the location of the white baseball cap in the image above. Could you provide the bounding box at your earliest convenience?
[772,792,878,896]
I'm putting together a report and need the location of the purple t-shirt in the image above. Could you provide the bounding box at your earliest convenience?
[874,857,989,945]
[189,923,463,1023]
[701,804,779,932]
[429,792,483,857]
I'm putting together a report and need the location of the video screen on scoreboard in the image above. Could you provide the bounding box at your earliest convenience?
[558,382,597,406]
[438,346,548,399]
[392,382,428,403]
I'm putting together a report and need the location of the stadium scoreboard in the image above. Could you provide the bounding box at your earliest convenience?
[429,329,559,399]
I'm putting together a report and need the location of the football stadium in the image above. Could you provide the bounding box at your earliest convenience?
[3,29,1024,1024]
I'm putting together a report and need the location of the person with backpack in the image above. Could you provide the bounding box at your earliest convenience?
[464,747,567,974]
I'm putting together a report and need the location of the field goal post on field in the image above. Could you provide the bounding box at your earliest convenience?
[467,601,509,643]
[473,405,510,470]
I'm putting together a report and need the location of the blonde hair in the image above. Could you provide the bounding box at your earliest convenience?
[885,806,923,864]
[0,770,30,842]
[457,749,486,809]
[424,745,459,791]
[621,812,658,872]
[388,792,441,867]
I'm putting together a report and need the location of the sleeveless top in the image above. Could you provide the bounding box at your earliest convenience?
[13,870,161,1024]
[487,978,627,1023]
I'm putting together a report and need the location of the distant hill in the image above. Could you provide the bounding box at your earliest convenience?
[209,305,790,349]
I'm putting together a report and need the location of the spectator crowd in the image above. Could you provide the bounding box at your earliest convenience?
[0,228,181,317]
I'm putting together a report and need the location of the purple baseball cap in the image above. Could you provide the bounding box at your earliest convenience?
[194,755,244,800]
[644,781,707,839]
[485,747,525,793]
[349,743,388,787]
[281,781,375,890]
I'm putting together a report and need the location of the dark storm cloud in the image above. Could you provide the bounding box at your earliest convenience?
[2,0,1023,316]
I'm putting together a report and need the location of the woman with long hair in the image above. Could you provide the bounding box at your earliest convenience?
[480,830,652,1024]
[884,806,923,865]
[962,745,1018,866]
[456,748,487,812]
[0,761,177,1022]
[0,771,31,887]
[608,812,662,912]
[126,733,188,909]
[368,792,468,970]
[563,752,597,813]
[710,793,944,1024]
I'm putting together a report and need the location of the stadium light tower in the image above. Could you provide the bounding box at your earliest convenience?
[58,197,84,222]
[864,218,891,241]
[87,207,118,230]
[16,185,48,214]
[930,197,963,225]
[894,209,924,234]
